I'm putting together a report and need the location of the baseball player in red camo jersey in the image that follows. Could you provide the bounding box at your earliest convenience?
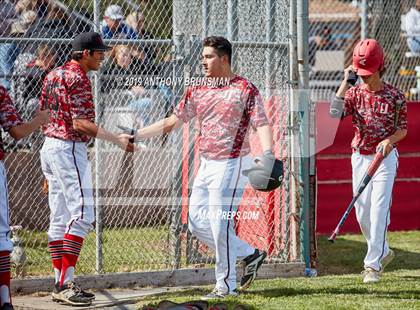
[330,39,408,283]
[0,86,49,310]
[39,32,135,306]
[134,36,276,299]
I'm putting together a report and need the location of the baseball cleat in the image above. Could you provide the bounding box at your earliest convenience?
[80,288,95,301]
[240,249,267,290]
[201,288,238,300]
[52,282,95,302]
[362,267,381,283]
[52,282,92,306]
[0,303,14,310]
[380,249,395,272]
[51,282,60,302]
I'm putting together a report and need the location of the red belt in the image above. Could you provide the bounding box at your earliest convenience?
[352,148,376,155]
[0,152,3,161]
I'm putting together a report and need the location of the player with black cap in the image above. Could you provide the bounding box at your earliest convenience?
[38,32,136,306]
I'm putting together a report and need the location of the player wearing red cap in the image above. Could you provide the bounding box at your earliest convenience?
[330,39,408,283]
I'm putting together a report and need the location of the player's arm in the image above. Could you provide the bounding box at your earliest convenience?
[385,129,408,144]
[248,87,274,153]
[377,129,407,157]
[134,114,183,140]
[134,86,194,140]
[9,109,49,140]
[330,65,354,118]
[377,95,408,156]
[256,125,273,153]
[73,118,135,152]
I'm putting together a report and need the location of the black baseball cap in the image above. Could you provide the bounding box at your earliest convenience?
[72,32,111,52]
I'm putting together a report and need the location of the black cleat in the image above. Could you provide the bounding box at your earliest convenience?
[240,249,267,290]
[52,282,95,302]
[0,303,14,310]
[51,282,92,306]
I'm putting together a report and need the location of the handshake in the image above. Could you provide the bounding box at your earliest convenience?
[242,150,284,192]
[117,125,149,149]
[117,125,136,143]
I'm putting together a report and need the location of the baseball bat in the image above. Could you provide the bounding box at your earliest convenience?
[328,148,385,243]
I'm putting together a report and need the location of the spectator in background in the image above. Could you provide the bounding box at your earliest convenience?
[405,0,420,53]
[10,43,55,150]
[10,9,37,37]
[0,8,37,91]
[25,3,73,65]
[0,0,18,90]
[103,44,136,91]
[0,0,16,34]
[309,25,339,67]
[125,11,156,64]
[4,9,38,90]
[102,45,171,128]
[11,43,56,120]
[14,0,38,15]
[101,5,137,40]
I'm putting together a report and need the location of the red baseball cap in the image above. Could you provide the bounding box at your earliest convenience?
[352,39,384,76]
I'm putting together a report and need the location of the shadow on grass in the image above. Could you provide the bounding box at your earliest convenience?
[248,286,420,300]
[139,288,257,310]
[317,236,420,275]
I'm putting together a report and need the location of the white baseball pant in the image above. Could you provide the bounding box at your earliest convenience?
[0,161,13,253]
[188,155,256,293]
[40,137,94,241]
[352,148,398,271]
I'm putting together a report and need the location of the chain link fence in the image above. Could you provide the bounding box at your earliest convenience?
[0,0,306,284]
[4,0,416,286]
[308,0,420,102]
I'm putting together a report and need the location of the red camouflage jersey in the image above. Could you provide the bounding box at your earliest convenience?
[174,75,269,159]
[0,86,23,160]
[39,61,95,142]
[343,82,408,153]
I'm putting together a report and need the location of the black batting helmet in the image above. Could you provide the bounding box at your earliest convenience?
[242,157,284,192]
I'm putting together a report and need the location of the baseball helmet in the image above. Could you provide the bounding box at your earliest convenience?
[242,157,284,192]
[352,39,384,76]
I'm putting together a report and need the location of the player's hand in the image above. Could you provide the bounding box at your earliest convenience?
[263,150,275,162]
[116,133,138,152]
[376,139,393,157]
[36,108,50,125]
[343,65,354,82]
[255,150,276,171]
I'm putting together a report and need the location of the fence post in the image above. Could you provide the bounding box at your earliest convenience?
[168,33,186,270]
[297,0,311,270]
[265,0,275,98]
[361,0,368,40]
[289,0,300,262]
[93,0,103,274]
[228,0,238,72]
[202,0,210,38]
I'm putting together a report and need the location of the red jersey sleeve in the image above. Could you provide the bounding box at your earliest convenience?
[174,87,196,123]
[0,86,23,132]
[69,77,95,120]
[248,86,269,128]
[343,87,356,117]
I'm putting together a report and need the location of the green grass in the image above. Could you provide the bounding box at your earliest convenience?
[136,231,420,310]
[18,226,170,276]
